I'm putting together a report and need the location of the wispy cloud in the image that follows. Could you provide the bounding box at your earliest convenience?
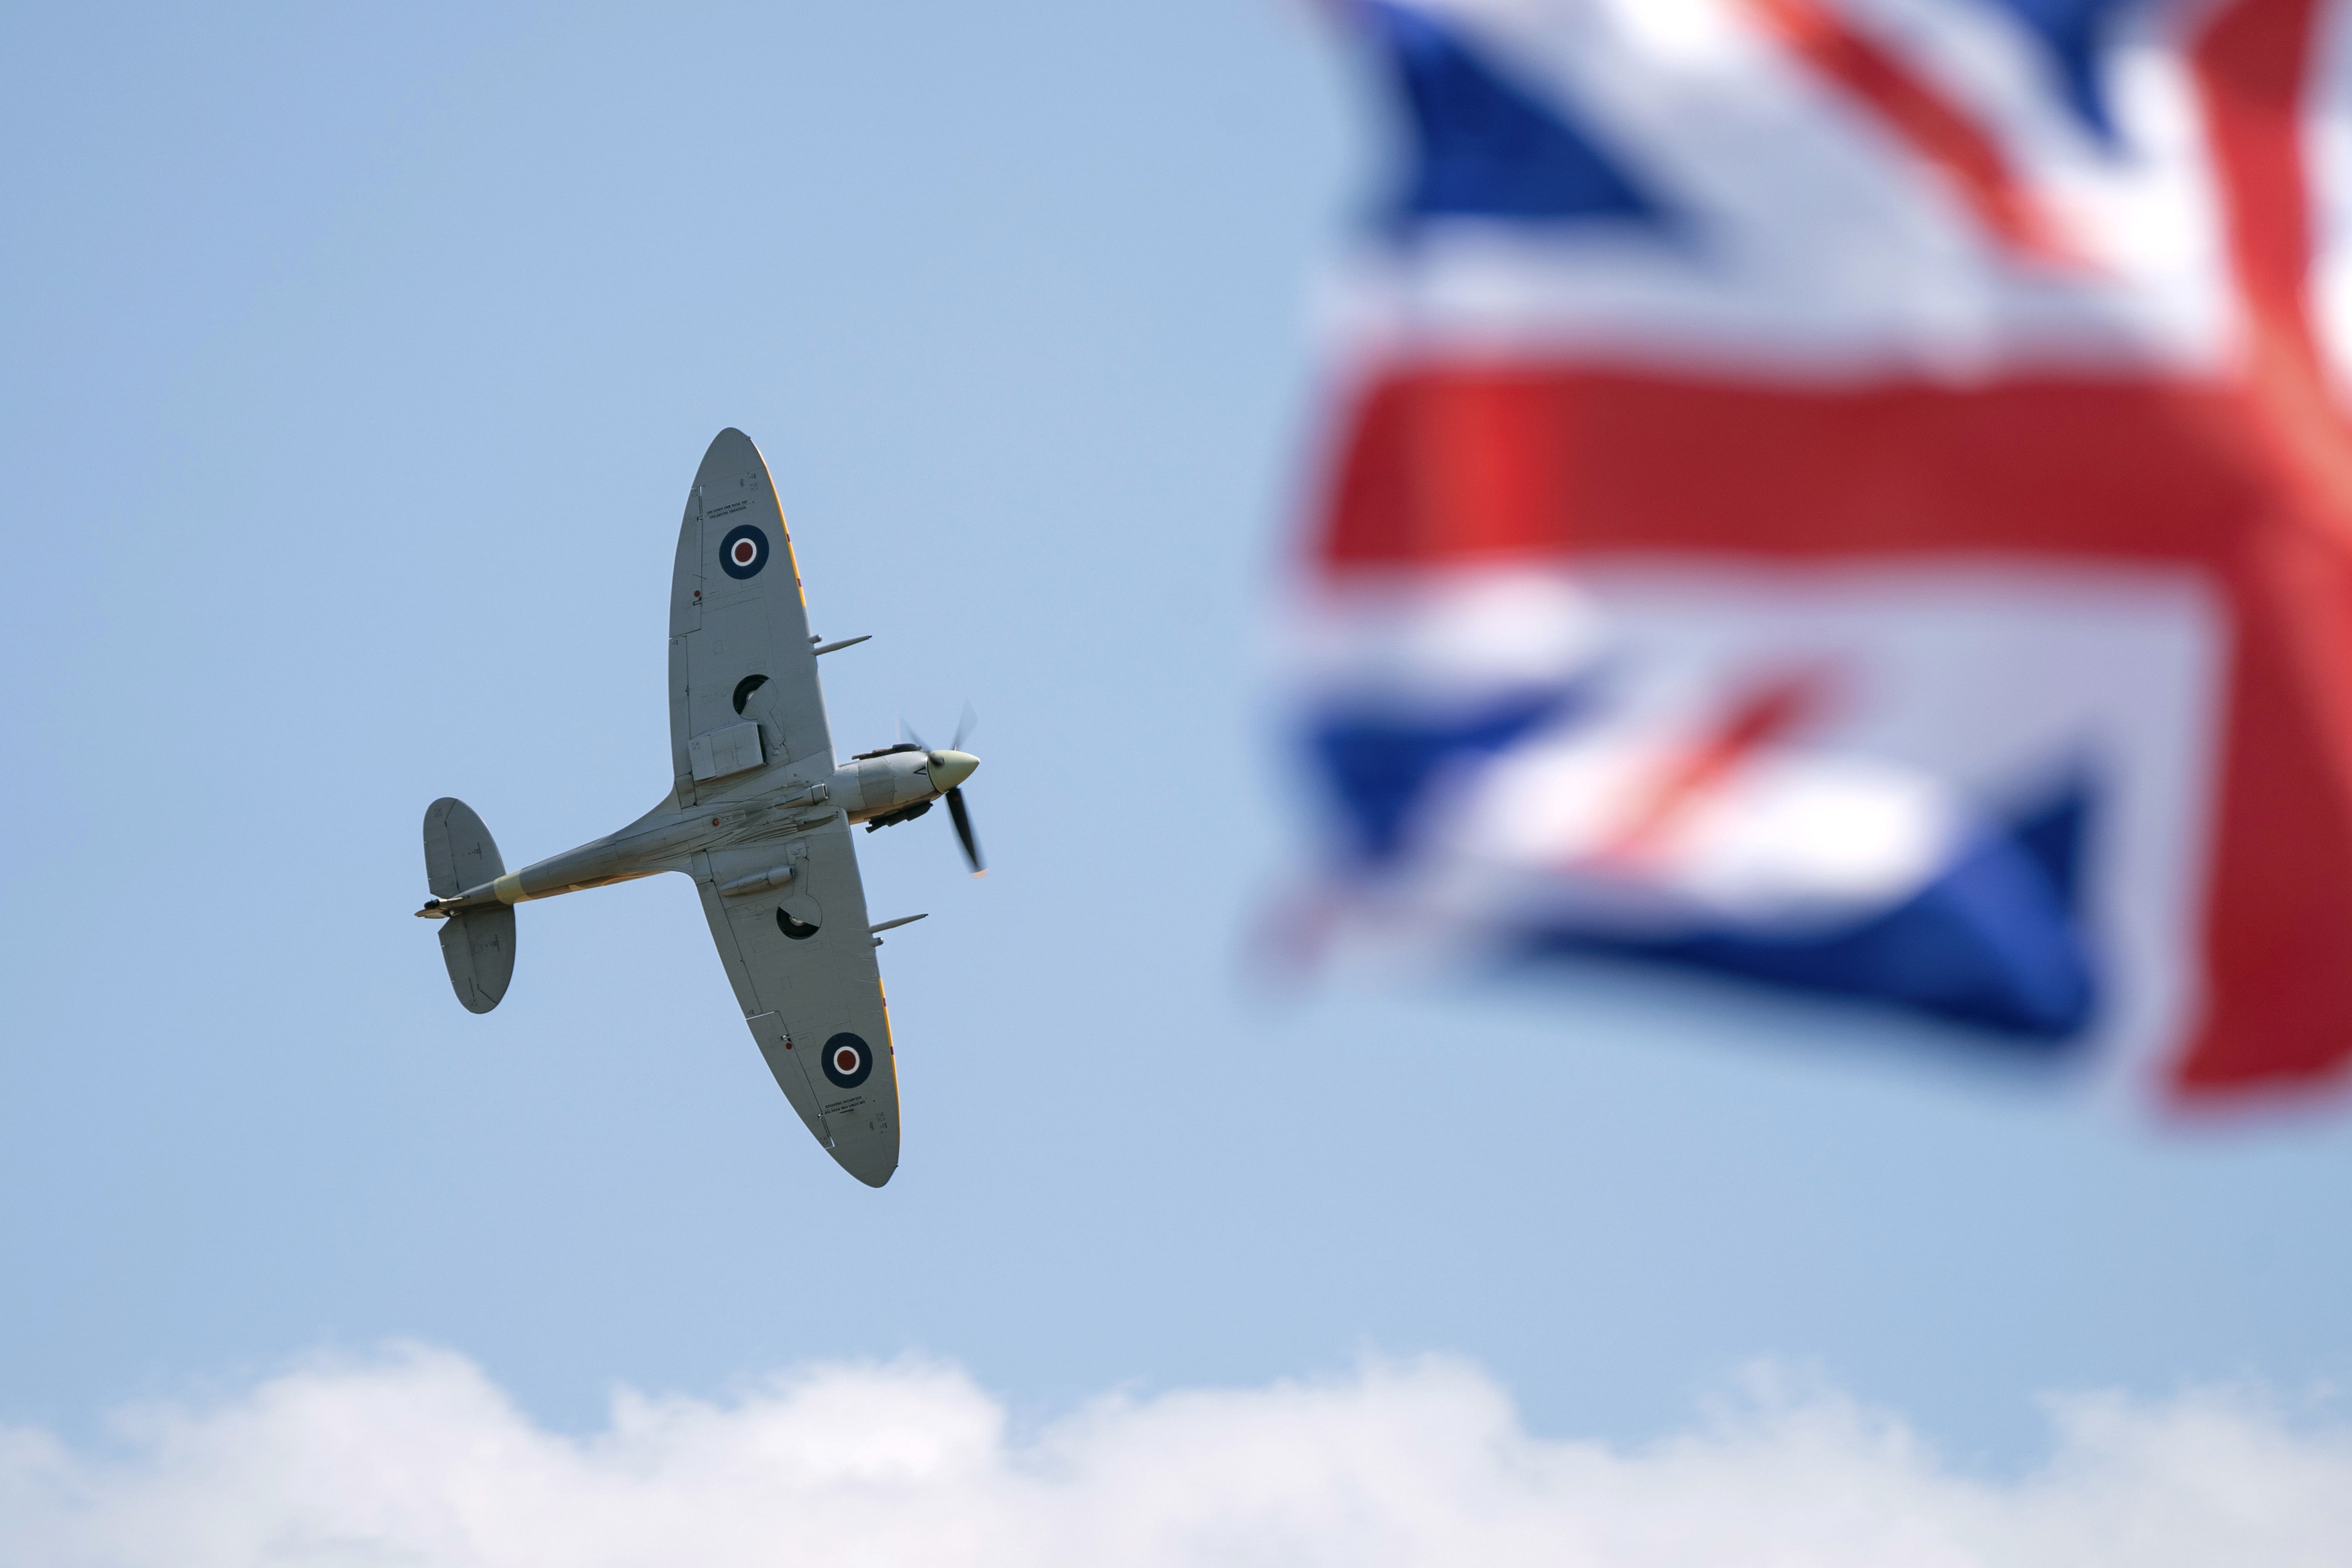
[2,1348,2346,1566]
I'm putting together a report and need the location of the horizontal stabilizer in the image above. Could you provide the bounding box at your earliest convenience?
[438,906,516,1014]
[425,797,503,899]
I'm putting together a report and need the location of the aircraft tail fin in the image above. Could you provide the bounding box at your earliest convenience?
[424,797,515,1013]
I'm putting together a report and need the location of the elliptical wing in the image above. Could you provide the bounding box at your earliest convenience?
[694,819,901,1187]
[669,429,834,805]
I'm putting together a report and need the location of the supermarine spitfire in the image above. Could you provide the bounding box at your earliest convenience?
[415,429,981,1187]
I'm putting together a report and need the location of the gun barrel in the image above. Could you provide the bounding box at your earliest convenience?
[719,864,800,898]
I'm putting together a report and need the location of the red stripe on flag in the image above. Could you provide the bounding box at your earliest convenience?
[1600,668,1838,866]
[2178,0,2352,1097]
[2190,0,2352,522]
[1739,0,2079,266]
[2197,0,2325,376]
[1318,369,2271,569]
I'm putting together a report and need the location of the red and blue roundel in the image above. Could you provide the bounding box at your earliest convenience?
[719,523,769,579]
[821,1031,875,1089]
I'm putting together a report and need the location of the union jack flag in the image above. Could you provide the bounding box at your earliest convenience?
[1296,0,2352,1101]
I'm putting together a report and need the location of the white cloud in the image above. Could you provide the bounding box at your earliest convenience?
[1,1349,2347,1567]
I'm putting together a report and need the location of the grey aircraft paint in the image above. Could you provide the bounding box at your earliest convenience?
[415,429,982,1189]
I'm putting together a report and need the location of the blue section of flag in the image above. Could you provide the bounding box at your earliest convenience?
[1526,785,2099,1042]
[1313,687,1588,863]
[1977,0,2140,144]
[1360,0,1668,230]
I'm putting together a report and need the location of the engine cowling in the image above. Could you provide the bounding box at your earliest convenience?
[841,751,934,818]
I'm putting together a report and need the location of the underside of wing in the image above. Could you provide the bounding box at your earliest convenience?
[668,429,836,808]
[693,816,900,1187]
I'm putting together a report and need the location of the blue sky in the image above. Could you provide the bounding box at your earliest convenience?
[3,0,2348,1486]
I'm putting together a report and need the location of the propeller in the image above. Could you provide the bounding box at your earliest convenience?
[904,707,986,876]
[944,783,984,875]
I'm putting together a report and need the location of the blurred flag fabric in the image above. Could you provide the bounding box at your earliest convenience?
[1295,0,2352,1102]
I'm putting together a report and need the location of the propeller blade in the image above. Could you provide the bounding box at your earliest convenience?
[901,715,931,752]
[945,786,984,875]
[950,701,979,754]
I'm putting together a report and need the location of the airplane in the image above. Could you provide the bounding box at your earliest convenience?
[414,428,981,1188]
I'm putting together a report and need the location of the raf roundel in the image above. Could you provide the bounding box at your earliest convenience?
[821,1031,876,1089]
[719,522,769,580]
